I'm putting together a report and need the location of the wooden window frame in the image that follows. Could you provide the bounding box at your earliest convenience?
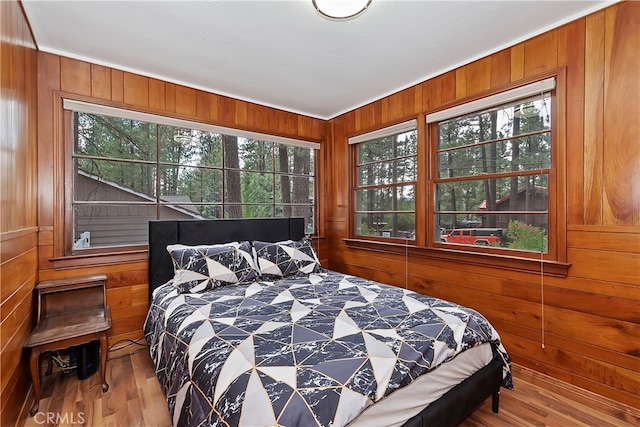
[346,70,569,277]
[349,121,418,244]
[54,94,319,267]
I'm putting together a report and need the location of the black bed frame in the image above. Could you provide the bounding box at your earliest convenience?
[148,218,502,427]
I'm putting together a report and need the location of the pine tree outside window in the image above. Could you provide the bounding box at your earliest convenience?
[350,120,417,240]
[428,78,556,255]
[65,101,317,252]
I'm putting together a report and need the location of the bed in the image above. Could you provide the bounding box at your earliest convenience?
[144,218,512,427]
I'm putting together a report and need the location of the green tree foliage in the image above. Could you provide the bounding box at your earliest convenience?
[436,94,552,250]
[507,220,547,252]
[75,112,314,229]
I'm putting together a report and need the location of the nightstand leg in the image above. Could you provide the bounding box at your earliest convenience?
[29,349,40,416]
[99,334,109,392]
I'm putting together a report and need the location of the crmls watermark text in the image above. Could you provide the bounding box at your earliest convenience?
[34,412,85,424]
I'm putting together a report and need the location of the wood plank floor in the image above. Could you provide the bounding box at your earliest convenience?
[19,346,640,427]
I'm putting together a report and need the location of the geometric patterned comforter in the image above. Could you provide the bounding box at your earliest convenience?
[144,271,512,427]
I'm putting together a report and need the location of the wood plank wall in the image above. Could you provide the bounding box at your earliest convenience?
[37,53,326,353]
[325,1,639,409]
[0,1,39,425]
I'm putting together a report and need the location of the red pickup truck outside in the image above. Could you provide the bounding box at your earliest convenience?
[440,228,506,246]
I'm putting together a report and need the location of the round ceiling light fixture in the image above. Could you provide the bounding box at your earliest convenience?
[312,0,372,21]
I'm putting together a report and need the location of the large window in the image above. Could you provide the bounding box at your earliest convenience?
[428,78,555,255]
[350,120,417,240]
[66,101,317,252]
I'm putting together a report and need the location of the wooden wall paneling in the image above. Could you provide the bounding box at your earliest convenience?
[1,10,38,426]
[235,99,248,127]
[465,56,491,96]
[567,247,639,284]
[382,90,404,122]
[130,284,148,306]
[311,114,324,140]
[545,287,638,323]
[510,43,525,82]
[584,10,605,225]
[195,90,210,121]
[248,103,267,131]
[278,110,297,136]
[37,55,59,229]
[60,57,91,96]
[545,273,639,301]
[106,287,132,311]
[490,48,511,88]
[164,82,176,113]
[90,64,111,100]
[175,85,196,117]
[568,228,640,253]
[217,96,235,126]
[602,2,640,226]
[420,80,433,112]
[544,305,639,355]
[267,108,279,135]
[412,85,423,115]
[297,115,313,139]
[402,86,416,118]
[439,70,457,106]
[148,78,166,111]
[455,66,467,99]
[559,19,587,226]
[0,248,37,303]
[500,331,640,400]
[110,69,124,103]
[123,72,149,107]
[523,30,559,77]
[325,2,639,409]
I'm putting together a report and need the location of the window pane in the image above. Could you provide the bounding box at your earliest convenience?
[438,134,550,178]
[159,166,222,205]
[358,158,416,186]
[355,212,415,239]
[437,213,548,252]
[438,93,551,151]
[355,185,415,212]
[75,113,157,162]
[436,175,548,212]
[159,125,223,167]
[71,107,317,252]
[73,204,155,248]
[160,204,220,220]
[75,159,156,201]
[235,171,273,204]
[274,176,314,204]
[240,139,274,172]
[357,131,417,164]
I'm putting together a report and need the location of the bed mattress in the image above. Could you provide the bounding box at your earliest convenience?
[144,270,511,427]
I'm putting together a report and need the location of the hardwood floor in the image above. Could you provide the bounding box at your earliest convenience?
[18,346,640,427]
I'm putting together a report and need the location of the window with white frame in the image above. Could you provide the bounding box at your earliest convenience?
[65,100,318,252]
[350,120,417,240]
[427,78,555,254]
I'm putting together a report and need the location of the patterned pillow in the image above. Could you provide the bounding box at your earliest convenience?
[253,238,321,280]
[167,241,258,293]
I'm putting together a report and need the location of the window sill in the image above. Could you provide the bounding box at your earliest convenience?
[51,248,148,270]
[343,238,570,277]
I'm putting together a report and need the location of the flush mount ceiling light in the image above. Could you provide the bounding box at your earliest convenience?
[312,0,372,20]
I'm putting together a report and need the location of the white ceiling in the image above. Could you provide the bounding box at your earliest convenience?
[23,0,614,120]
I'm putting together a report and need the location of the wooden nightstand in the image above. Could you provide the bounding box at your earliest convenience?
[24,274,111,416]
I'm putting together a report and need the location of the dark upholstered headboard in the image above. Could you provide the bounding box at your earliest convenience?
[148,217,305,300]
